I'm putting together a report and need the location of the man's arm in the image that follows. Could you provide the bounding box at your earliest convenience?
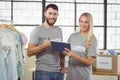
[60,54,65,74]
[27,38,50,57]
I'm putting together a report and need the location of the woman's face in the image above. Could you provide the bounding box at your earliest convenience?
[79,16,90,32]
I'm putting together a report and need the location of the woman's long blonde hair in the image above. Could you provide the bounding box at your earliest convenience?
[79,13,95,54]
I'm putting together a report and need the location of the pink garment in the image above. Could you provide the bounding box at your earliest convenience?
[19,32,28,65]
[19,32,28,46]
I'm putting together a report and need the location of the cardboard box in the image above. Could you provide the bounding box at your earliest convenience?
[94,55,120,73]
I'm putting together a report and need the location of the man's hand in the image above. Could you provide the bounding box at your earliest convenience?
[60,67,65,74]
[60,53,65,74]
[43,36,51,48]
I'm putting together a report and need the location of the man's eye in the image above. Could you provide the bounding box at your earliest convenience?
[54,13,57,15]
[49,13,52,15]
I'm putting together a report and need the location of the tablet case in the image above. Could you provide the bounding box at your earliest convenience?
[51,41,71,53]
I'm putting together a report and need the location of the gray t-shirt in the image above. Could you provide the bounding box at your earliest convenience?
[66,32,97,80]
[29,25,63,72]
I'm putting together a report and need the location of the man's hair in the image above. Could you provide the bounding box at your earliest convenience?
[45,4,58,11]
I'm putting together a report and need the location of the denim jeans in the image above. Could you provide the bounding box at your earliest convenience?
[35,70,64,80]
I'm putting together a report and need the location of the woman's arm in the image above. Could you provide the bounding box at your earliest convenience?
[64,48,95,66]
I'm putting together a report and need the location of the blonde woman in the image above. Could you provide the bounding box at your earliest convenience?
[64,12,98,80]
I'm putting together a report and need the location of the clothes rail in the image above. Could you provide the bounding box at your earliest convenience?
[0,19,13,23]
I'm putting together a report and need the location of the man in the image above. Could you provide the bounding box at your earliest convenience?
[27,4,65,80]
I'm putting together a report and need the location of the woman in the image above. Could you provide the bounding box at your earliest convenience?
[64,12,98,80]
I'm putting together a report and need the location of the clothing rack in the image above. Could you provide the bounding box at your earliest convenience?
[0,19,13,23]
[0,20,21,80]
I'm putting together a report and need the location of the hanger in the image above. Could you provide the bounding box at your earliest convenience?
[0,24,19,33]
[0,24,8,28]
[7,24,19,33]
[0,19,13,28]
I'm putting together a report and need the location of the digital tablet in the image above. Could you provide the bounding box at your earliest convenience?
[51,41,71,53]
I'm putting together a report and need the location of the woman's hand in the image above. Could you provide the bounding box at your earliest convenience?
[63,48,73,57]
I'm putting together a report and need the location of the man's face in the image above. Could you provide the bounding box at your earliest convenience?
[44,8,58,26]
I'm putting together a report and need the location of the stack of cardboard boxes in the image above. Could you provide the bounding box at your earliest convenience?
[93,50,120,73]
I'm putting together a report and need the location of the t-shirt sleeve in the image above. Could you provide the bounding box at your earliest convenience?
[29,27,39,45]
[59,27,63,41]
[67,34,72,43]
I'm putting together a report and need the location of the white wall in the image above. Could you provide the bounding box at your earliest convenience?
[21,50,35,80]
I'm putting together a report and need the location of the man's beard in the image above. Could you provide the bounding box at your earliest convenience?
[46,18,57,26]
